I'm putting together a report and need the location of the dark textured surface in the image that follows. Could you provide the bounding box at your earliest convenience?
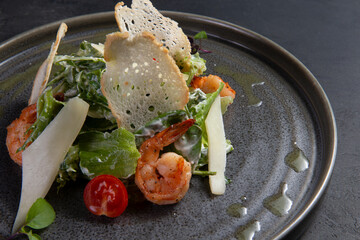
[0,0,357,239]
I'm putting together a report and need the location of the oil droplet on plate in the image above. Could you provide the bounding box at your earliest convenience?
[214,65,264,107]
[227,203,247,218]
[263,183,293,217]
[285,146,309,172]
[235,220,260,240]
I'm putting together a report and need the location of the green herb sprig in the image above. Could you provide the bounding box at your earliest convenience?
[192,31,211,53]
[8,198,55,240]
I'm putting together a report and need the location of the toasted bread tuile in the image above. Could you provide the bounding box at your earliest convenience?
[101,31,189,131]
[28,22,68,105]
[114,0,191,64]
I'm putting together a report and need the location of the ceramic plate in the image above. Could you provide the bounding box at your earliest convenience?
[0,12,337,239]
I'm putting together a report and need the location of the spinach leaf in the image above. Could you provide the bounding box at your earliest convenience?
[79,128,140,179]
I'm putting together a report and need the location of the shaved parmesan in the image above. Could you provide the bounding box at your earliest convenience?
[205,95,227,195]
[114,0,191,63]
[101,31,188,131]
[12,97,89,233]
[29,23,67,105]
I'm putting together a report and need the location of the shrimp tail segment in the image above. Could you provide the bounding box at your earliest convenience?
[140,119,195,153]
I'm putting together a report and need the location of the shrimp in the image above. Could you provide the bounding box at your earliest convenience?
[6,104,37,166]
[191,74,236,99]
[135,119,195,205]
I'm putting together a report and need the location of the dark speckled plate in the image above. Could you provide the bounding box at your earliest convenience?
[0,12,336,239]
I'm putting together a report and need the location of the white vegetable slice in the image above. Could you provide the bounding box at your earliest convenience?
[28,22,68,105]
[90,43,104,56]
[12,97,89,233]
[205,95,227,195]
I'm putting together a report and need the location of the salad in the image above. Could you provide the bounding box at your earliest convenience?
[5,0,236,238]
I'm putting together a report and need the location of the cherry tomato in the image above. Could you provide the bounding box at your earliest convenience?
[83,175,128,218]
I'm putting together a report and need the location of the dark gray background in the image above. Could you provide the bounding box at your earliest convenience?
[0,0,358,239]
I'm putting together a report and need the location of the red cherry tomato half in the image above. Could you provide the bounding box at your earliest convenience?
[83,175,128,218]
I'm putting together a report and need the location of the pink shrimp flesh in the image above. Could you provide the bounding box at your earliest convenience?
[135,119,195,205]
[6,104,37,165]
[191,74,236,100]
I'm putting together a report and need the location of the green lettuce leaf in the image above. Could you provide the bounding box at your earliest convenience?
[221,96,234,114]
[56,145,81,190]
[188,82,224,134]
[187,83,224,173]
[79,128,140,179]
[182,53,207,85]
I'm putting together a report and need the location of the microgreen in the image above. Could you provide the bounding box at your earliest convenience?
[25,198,55,229]
[194,31,208,40]
[8,198,55,240]
[190,31,212,54]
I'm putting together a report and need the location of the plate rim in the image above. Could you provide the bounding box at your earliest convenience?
[0,11,337,239]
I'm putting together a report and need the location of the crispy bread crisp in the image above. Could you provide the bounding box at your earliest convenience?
[101,32,189,131]
[114,0,191,64]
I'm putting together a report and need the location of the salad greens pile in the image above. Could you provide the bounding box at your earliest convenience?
[20,35,233,190]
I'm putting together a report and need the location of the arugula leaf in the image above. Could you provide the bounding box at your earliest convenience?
[194,31,208,40]
[25,198,55,230]
[19,87,64,151]
[79,128,140,179]
[48,41,114,121]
